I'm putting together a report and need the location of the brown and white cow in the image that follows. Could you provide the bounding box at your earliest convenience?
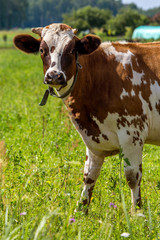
[14,23,160,213]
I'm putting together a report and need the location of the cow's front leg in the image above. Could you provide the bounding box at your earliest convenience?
[119,134,143,213]
[76,148,104,213]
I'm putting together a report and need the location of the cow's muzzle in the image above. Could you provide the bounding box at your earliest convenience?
[44,71,66,86]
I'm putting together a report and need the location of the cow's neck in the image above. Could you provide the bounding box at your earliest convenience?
[63,48,110,134]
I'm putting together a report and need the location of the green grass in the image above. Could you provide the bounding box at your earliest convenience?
[0,45,160,239]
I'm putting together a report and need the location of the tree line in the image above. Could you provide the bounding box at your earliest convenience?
[0,0,160,36]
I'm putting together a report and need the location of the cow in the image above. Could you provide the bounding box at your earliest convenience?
[13,23,160,214]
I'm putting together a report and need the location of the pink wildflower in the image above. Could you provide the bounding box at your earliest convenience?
[69,217,75,224]
[109,202,117,208]
[20,212,27,216]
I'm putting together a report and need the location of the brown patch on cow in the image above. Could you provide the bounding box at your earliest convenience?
[40,40,51,74]
[92,136,100,143]
[83,177,94,184]
[84,173,88,176]
[155,100,160,114]
[86,155,88,161]
[86,178,94,184]
[51,46,55,53]
[132,115,147,131]
[88,185,94,203]
[62,47,109,142]
[131,130,143,146]
[136,172,139,180]
[106,150,119,156]
[102,134,109,140]
[60,24,72,31]
[136,188,142,208]
[117,117,130,129]
[118,115,147,132]
[83,199,88,206]
[125,169,137,189]
[139,163,142,173]
[132,136,139,146]
[61,38,77,81]
[139,138,143,146]
[126,130,130,135]
[138,177,142,186]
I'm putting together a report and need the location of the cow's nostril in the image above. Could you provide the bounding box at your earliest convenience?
[57,73,63,79]
[47,73,52,79]
[47,71,55,79]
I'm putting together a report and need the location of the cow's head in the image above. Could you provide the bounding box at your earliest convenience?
[13,23,101,89]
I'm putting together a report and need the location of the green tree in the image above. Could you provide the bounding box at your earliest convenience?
[24,0,122,28]
[97,0,122,15]
[106,8,149,36]
[63,6,112,32]
[0,0,28,29]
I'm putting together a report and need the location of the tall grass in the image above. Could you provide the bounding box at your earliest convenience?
[0,46,160,239]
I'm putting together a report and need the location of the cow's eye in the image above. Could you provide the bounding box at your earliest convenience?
[40,48,44,54]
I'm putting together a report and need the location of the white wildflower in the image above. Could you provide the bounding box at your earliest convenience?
[137,213,145,218]
[121,232,130,237]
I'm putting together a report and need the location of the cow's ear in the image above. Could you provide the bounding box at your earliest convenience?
[76,34,101,55]
[13,34,40,54]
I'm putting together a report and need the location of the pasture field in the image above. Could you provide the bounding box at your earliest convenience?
[0,41,160,239]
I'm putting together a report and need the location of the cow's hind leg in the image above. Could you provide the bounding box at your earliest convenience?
[76,148,104,214]
[118,131,143,213]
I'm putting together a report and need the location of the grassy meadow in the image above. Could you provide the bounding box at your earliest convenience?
[0,31,160,239]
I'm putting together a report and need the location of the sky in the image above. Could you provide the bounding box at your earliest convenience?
[122,0,160,10]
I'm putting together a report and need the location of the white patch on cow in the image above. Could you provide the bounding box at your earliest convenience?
[149,81,160,112]
[104,44,134,69]
[143,81,160,144]
[118,41,128,44]
[138,92,147,113]
[143,80,147,84]
[136,58,139,67]
[120,88,129,99]
[150,81,160,98]
[101,42,112,48]
[131,89,135,96]
[120,88,136,99]
[131,70,144,86]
